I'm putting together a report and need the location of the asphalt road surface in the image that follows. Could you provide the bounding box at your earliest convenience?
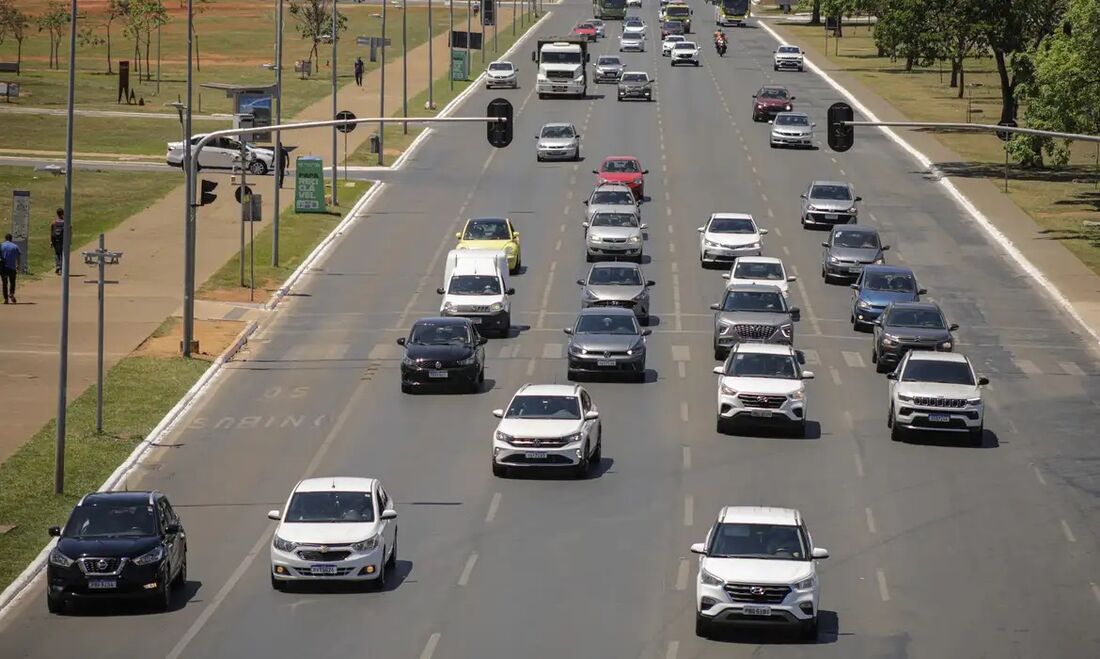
[3,2,1099,657]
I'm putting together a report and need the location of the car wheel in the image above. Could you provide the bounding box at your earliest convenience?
[870,348,878,364]
[373,552,388,591]
[694,61,700,67]
[271,572,284,591]
[795,420,807,438]
[574,450,590,479]
[387,532,398,569]
[591,435,603,464]
[617,94,623,101]
[585,252,595,263]
[47,594,65,615]
[714,346,724,361]
[801,215,808,227]
[799,66,805,72]
[887,405,894,428]
[566,368,577,381]
[173,553,187,587]
[695,612,712,638]
[970,426,984,447]
[716,414,727,435]
[639,314,650,326]
[492,461,508,478]
[821,266,829,282]
[769,142,777,148]
[890,423,905,442]
[155,576,172,612]
[249,160,268,176]
[401,382,413,394]
[498,313,511,338]
[536,155,543,162]
[875,358,891,374]
[774,64,779,71]
[801,617,819,642]
[538,93,545,100]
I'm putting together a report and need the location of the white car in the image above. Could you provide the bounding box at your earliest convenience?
[627,0,642,6]
[722,256,797,297]
[769,112,815,149]
[887,351,988,444]
[692,506,829,640]
[662,34,686,56]
[773,44,805,71]
[670,41,700,66]
[713,343,812,436]
[698,212,767,266]
[491,383,602,478]
[166,134,275,174]
[485,60,518,88]
[268,477,398,590]
[619,27,646,52]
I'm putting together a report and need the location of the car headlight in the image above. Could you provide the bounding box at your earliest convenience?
[633,289,649,300]
[966,397,983,405]
[457,355,477,366]
[780,323,793,338]
[785,104,792,111]
[897,393,914,403]
[632,177,643,184]
[756,103,765,110]
[882,334,898,346]
[351,536,379,552]
[700,568,723,586]
[828,255,840,263]
[442,301,456,313]
[49,548,74,568]
[940,341,953,350]
[789,389,805,401]
[806,205,818,211]
[873,258,885,264]
[456,244,469,250]
[563,432,584,444]
[704,239,721,248]
[720,383,737,396]
[489,301,503,312]
[504,243,516,253]
[748,242,761,250]
[568,343,586,355]
[794,577,815,590]
[582,289,598,301]
[589,235,603,243]
[494,430,514,443]
[273,535,298,552]
[629,235,641,243]
[626,343,645,356]
[857,299,873,309]
[133,545,165,566]
[402,356,418,366]
[848,206,859,213]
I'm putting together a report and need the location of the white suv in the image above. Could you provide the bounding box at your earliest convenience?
[692,506,828,640]
[773,44,804,71]
[721,256,797,298]
[491,384,602,478]
[714,343,813,436]
[887,351,988,444]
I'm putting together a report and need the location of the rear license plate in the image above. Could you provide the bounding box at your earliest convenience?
[469,317,482,324]
[87,579,117,590]
[742,605,771,616]
[929,413,950,423]
[310,564,338,575]
[750,410,773,418]
[824,213,838,220]
[524,452,548,459]
[597,360,616,367]
[428,370,448,379]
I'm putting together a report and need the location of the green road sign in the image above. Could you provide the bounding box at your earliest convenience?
[294,156,327,213]
[451,50,469,82]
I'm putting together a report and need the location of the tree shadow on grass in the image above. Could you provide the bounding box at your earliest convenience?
[932,161,1100,186]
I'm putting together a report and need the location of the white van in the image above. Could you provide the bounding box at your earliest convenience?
[438,249,514,337]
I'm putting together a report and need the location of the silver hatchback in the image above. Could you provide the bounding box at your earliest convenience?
[800,180,861,228]
[536,122,580,162]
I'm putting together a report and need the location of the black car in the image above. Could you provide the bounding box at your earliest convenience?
[871,302,958,373]
[46,491,187,614]
[398,316,487,393]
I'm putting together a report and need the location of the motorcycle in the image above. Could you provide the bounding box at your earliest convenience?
[715,38,727,57]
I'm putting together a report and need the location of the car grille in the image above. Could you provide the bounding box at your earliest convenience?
[455,305,492,314]
[912,396,968,408]
[737,394,787,409]
[547,70,573,80]
[294,566,356,577]
[733,324,775,340]
[78,557,123,574]
[592,300,635,308]
[510,437,570,448]
[501,454,573,465]
[297,549,352,562]
[601,237,628,244]
[725,583,791,604]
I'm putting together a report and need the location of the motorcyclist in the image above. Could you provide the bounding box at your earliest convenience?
[714,29,727,54]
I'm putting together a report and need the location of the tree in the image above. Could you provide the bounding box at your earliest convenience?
[36,0,69,70]
[98,0,127,74]
[873,0,941,70]
[0,1,30,72]
[1011,0,1100,166]
[289,0,347,72]
[978,0,1067,125]
[142,1,169,83]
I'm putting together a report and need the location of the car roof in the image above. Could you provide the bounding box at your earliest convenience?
[295,477,376,493]
[516,383,581,397]
[733,256,781,265]
[758,85,789,92]
[778,44,801,50]
[592,182,633,192]
[731,343,796,356]
[775,111,809,118]
[710,212,755,221]
[620,71,648,77]
[719,506,801,526]
[810,180,852,188]
[725,282,783,293]
[578,306,637,317]
[905,351,969,364]
[490,59,513,65]
[79,491,158,506]
[886,301,942,312]
[411,316,474,327]
[591,261,641,270]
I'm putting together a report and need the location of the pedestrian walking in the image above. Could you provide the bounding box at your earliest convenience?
[354,57,365,87]
[1,233,21,304]
[50,207,66,274]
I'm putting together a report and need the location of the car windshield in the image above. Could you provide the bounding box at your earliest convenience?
[285,491,374,523]
[597,57,621,66]
[722,290,785,312]
[779,46,800,53]
[667,6,689,16]
[591,190,634,205]
[886,308,946,329]
[541,125,575,139]
[506,395,581,419]
[409,323,471,345]
[603,159,640,173]
[63,504,157,538]
[726,352,799,379]
[776,114,809,126]
[625,17,643,25]
[576,23,594,29]
[576,314,639,335]
[833,230,878,248]
[541,52,582,64]
[709,217,756,234]
[901,359,975,385]
[864,272,915,292]
[591,212,639,228]
[589,266,643,286]
[708,523,807,560]
[674,42,696,49]
[448,275,501,295]
[666,36,685,42]
[758,88,789,99]
[810,184,852,200]
[733,261,784,280]
[488,62,513,71]
[624,27,643,35]
[621,73,647,83]
[463,220,510,240]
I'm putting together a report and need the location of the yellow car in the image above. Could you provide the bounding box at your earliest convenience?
[455,217,522,273]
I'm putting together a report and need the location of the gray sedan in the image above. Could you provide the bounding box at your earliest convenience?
[801,180,861,228]
[593,55,625,83]
[536,123,581,162]
[769,112,815,148]
[584,183,639,223]
[618,71,653,101]
[578,262,655,324]
[584,210,646,262]
[565,307,651,381]
[821,225,889,282]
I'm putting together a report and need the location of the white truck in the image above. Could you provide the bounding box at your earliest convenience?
[439,249,514,337]
[532,36,591,99]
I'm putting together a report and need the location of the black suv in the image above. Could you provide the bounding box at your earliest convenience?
[871,302,958,373]
[46,491,187,614]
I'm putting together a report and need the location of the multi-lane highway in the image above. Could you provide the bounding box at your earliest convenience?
[3,1,1099,657]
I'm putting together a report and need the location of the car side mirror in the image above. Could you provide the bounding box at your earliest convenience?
[752,94,757,98]
[812,547,830,559]
[436,287,445,295]
[949,323,959,331]
[642,329,652,336]
[582,199,589,205]
[696,227,705,232]
[506,287,516,295]
[767,119,774,124]
[380,509,398,521]
[455,232,462,239]
[872,317,882,325]
[790,307,801,320]
[821,241,829,247]
[646,280,656,287]
[165,523,181,535]
[582,222,589,228]
[850,283,859,290]
[48,526,61,537]
[585,410,600,420]
[721,273,729,279]
[788,275,798,282]
[802,370,815,379]
[267,510,281,521]
[690,542,707,555]
[640,224,649,230]
[643,169,650,174]
[978,376,990,386]
[592,169,599,174]
[855,196,863,201]
[563,327,573,335]
[396,337,406,346]
[531,51,537,62]
[576,279,585,285]
[881,245,891,251]
[478,337,488,345]
[709,303,720,311]
[800,193,807,198]
[918,288,927,295]
[513,231,520,237]
[760,228,769,235]
[492,408,504,418]
[811,122,817,128]
[886,372,897,380]
[791,95,797,100]
[712,366,723,375]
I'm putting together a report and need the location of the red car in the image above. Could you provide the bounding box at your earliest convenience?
[594,156,648,199]
[572,22,598,42]
[752,85,795,122]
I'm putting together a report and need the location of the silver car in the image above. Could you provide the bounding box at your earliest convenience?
[769,112,815,148]
[593,55,625,83]
[710,284,800,360]
[485,60,518,88]
[585,210,646,263]
[584,183,639,223]
[670,41,700,66]
[821,225,889,282]
[800,180,861,228]
[618,71,653,101]
[535,122,580,162]
[577,262,655,324]
[589,19,606,38]
[565,307,651,381]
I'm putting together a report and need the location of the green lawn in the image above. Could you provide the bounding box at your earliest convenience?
[0,166,180,278]
[0,355,211,593]
[0,114,187,157]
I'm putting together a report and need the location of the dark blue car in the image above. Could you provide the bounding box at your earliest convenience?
[849,265,925,330]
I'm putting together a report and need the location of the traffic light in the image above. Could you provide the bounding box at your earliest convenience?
[827,102,854,152]
[487,98,513,149]
[198,179,218,206]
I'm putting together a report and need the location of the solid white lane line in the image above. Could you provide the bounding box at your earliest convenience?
[830,366,842,385]
[1092,583,1100,606]
[865,507,877,534]
[682,446,692,469]
[680,401,689,422]
[854,452,865,478]
[672,345,691,361]
[842,350,866,368]
[876,569,890,602]
[678,362,686,378]
[1061,519,1077,543]
[535,265,557,329]
[458,553,479,586]
[683,496,694,526]
[675,559,690,591]
[1059,361,1086,376]
[485,492,502,523]
[1033,465,1047,486]
[497,346,511,359]
[665,640,679,659]
[526,358,536,376]
[419,633,442,659]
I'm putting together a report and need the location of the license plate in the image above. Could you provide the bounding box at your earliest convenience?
[553,86,566,92]
[428,370,449,379]
[469,317,482,324]
[824,214,838,220]
[750,410,773,418]
[848,266,862,273]
[743,605,771,616]
[597,360,616,367]
[87,579,117,590]
[524,452,548,459]
[929,413,950,423]
[310,564,338,575]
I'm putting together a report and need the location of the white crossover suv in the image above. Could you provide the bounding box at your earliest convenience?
[670,41,700,66]
[491,384,602,478]
[268,477,398,590]
[887,351,988,444]
[722,256,797,298]
[713,343,813,436]
[773,44,805,71]
[692,506,829,641]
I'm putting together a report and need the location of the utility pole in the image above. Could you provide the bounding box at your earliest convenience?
[380,2,387,165]
[466,0,472,65]
[428,0,434,109]
[450,0,455,91]
[81,236,122,435]
[238,140,249,286]
[331,0,339,206]
[182,0,196,358]
[403,0,408,134]
[273,0,283,266]
[156,3,162,95]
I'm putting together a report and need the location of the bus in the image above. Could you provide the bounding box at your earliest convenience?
[717,0,750,26]
[593,0,627,20]
[664,3,693,33]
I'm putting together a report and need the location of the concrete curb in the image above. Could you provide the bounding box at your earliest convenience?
[756,19,1100,348]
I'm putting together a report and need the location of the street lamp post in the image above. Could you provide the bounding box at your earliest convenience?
[380,2,387,165]
[273,0,283,266]
[331,0,338,206]
[466,0,471,67]
[428,0,434,109]
[182,0,196,358]
[449,0,454,91]
[81,236,122,435]
[403,0,408,134]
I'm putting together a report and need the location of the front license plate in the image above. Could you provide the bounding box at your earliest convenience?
[428,370,449,379]
[553,86,566,92]
[597,360,616,367]
[929,413,950,423]
[87,579,117,590]
[750,410,773,418]
[524,452,548,459]
[468,317,482,324]
[743,605,771,616]
[310,564,338,575]
[824,213,838,220]
[848,266,862,273]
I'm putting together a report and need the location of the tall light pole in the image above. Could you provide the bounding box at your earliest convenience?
[182,0,196,358]
[272,0,284,266]
[449,0,454,91]
[330,0,338,206]
[379,2,387,165]
[512,0,516,36]
[428,0,434,109]
[466,0,471,66]
[402,0,408,134]
[55,0,78,495]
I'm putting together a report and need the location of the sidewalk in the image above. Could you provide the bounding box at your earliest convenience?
[0,9,516,465]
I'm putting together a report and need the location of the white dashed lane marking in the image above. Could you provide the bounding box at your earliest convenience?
[485,492,501,523]
[876,569,891,602]
[1059,361,1086,376]
[457,553,478,586]
[1061,519,1077,543]
[419,633,441,659]
[542,343,562,360]
[842,350,866,368]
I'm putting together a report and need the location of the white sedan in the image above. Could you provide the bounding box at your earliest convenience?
[268,477,398,590]
[670,41,700,66]
[166,134,275,174]
[491,383,602,478]
[662,34,686,56]
[722,256,797,297]
[485,60,518,88]
[698,213,768,266]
